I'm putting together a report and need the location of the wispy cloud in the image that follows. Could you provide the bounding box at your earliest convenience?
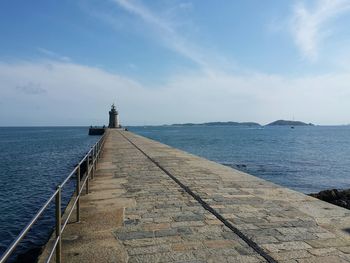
[111,0,210,70]
[37,47,71,62]
[127,63,137,70]
[290,0,350,60]
[178,2,193,10]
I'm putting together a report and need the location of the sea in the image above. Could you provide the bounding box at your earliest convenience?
[0,127,100,262]
[1,125,350,261]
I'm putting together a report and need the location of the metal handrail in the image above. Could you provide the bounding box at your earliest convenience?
[0,131,107,263]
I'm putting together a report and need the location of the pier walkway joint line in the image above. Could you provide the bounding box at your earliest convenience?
[43,129,350,263]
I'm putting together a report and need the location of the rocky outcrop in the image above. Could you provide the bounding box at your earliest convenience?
[309,189,350,209]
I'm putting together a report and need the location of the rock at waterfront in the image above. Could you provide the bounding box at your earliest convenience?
[309,189,350,209]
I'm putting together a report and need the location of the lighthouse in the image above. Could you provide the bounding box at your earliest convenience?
[108,103,120,128]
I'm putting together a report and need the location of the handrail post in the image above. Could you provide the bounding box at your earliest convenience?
[94,147,96,178]
[95,144,98,162]
[97,141,100,159]
[55,185,62,263]
[76,166,80,222]
[91,147,95,180]
[86,155,89,194]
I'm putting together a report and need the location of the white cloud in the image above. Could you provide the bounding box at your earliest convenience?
[15,82,47,95]
[1,59,349,126]
[0,60,143,125]
[290,0,350,60]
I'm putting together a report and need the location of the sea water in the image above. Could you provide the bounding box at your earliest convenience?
[0,127,99,261]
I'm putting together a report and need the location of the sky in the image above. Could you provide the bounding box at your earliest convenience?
[1,0,350,126]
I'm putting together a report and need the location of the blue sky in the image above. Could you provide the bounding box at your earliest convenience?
[1,0,350,125]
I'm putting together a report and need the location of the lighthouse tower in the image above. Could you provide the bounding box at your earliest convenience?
[108,104,120,128]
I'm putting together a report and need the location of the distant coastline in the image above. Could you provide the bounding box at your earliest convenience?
[170,121,261,127]
[166,119,314,127]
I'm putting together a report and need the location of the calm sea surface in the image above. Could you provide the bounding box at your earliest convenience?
[129,125,350,193]
[0,127,99,261]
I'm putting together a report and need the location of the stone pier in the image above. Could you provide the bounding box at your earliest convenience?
[53,129,350,262]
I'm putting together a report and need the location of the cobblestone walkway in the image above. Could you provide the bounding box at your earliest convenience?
[59,130,350,263]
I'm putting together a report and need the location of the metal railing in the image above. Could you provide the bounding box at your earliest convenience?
[0,132,107,263]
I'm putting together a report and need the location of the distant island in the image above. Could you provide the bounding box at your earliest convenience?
[167,120,314,127]
[266,120,314,126]
[170,121,261,127]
